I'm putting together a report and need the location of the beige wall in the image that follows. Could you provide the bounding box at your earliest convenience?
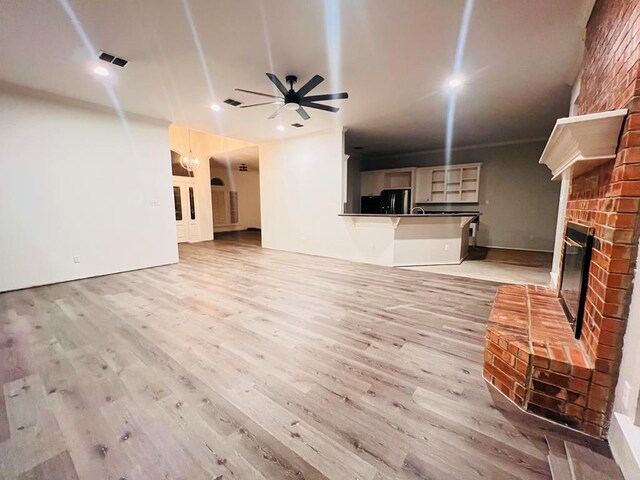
[359,140,560,251]
[169,125,254,240]
[210,166,261,231]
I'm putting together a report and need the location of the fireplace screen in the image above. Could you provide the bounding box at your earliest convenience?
[559,222,595,339]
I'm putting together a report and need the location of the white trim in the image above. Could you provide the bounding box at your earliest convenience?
[479,244,554,254]
[367,137,548,159]
[609,413,640,480]
[539,109,627,180]
[550,170,572,289]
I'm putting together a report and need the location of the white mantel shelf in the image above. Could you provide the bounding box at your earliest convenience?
[539,109,628,180]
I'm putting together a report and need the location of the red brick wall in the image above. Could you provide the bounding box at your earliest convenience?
[577,0,640,115]
[566,0,640,434]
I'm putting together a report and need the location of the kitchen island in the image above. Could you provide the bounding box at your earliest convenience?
[339,212,479,266]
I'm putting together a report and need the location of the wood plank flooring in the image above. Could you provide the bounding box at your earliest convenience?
[0,239,588,479]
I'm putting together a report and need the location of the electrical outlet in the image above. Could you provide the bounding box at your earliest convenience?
[150,200,160,207]
[73,255,81,264]
[444,244,450,251]
[622,381,631,410]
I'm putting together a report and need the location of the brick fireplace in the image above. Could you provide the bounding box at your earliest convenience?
[483,0,640,438]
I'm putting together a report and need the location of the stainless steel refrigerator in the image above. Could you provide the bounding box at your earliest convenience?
[380,189,411,214]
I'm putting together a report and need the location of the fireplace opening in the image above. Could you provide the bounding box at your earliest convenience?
[559,222,595,339]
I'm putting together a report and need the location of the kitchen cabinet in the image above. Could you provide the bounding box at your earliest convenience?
[383,170,413,189]
[360,170,385,196]
[360,168,415,196]
[415,163,481,203]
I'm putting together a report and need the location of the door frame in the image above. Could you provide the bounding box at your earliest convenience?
[173,176,202,243]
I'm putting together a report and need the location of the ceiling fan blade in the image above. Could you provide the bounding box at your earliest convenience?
[268,104,285,119]
[266,73,289,95]
[240,101,281,108]
[296,106,310,120]
[235,88,282,99]
[302,102,339,113]
[301,92,349,102]
[296,74,324,97]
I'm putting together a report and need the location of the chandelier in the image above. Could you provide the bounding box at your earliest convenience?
[181,129,201,173]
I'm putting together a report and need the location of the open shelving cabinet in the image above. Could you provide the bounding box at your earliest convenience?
[415,162,481,203]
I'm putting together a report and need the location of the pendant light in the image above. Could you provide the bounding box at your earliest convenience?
[180,128,201,173]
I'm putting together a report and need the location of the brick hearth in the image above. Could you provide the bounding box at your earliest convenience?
[483,285,601,434]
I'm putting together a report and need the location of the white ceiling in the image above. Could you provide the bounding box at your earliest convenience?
[0,0,591,156]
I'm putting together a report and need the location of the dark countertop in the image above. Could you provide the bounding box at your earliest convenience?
[339,212,481,218]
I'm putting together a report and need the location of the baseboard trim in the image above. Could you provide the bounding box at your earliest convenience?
[609,412,640,480]
[479,244,554,254]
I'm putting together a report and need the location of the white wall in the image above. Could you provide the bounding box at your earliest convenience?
[614,246,640,418]
[358,141,560,252]
[260,129,398,264]
[0,87,178,292]
[610,242,640,479]
[260,129,344,256]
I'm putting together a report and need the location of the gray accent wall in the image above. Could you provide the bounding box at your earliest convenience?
[358,141,560,251]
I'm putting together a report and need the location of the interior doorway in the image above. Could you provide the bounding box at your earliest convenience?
[209,146,261,245]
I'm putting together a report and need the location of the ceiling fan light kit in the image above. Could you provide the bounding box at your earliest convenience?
[236,73,348,120]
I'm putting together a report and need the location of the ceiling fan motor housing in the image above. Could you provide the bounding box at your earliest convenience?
[284,91,300,109]
[235,73,348,119]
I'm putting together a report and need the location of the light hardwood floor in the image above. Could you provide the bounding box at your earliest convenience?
[0,239,588,479]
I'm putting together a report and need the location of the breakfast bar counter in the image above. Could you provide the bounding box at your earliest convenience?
[339,212,479,266]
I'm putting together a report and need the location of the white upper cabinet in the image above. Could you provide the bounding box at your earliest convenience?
[360,170,385,196]
[414,163,481,204]
[361,168,415,196]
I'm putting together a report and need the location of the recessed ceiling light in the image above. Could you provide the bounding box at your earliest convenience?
[210,104,221,112]
[446,76,464,89]
[93,66,109,77]
[276,125,285,132]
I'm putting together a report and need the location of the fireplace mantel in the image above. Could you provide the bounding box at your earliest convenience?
[539,109,627,180]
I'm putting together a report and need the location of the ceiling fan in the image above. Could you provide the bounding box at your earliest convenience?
[236,73,348,120]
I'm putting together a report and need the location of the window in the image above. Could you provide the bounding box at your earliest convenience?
[211,177,225,186]
[189,187,196,220]
[173,187,182,220]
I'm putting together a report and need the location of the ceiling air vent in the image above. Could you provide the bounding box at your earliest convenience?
[99,50,129,68]
[224,98,242,107]
[291,123,304,128]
